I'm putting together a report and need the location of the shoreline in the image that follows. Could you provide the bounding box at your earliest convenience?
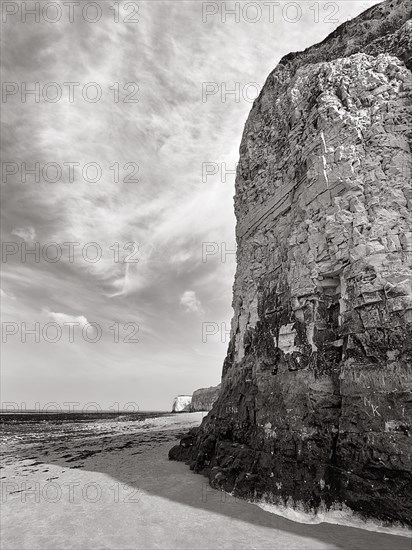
[254,500,412,538]
[1,412,410,549]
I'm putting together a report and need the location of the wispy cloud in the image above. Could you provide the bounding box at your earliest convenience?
[11,226,36,242]
[0,288,16,300]
[46,311,89,326]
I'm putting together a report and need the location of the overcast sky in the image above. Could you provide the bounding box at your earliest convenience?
[1,0,379,411]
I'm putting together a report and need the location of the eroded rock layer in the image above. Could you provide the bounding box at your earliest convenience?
[170,0,412,524]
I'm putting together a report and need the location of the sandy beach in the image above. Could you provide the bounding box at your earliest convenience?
[1,412,410,550]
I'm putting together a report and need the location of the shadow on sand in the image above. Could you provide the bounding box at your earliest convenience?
[8,426,411,550]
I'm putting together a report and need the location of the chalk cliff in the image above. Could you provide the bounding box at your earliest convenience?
[171,395,192,413]
[170,0,412,525]
[171,385,221,412]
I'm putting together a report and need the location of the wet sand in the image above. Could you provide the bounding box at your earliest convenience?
[1,412,410,549]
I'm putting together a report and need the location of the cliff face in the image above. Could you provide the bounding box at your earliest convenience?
[191,385,221,411]
[171,386,220,412]
[170,0,412,524]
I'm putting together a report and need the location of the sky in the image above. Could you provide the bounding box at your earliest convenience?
[1,0,380,411]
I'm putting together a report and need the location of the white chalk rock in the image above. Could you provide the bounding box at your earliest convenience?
[172,395,192,413]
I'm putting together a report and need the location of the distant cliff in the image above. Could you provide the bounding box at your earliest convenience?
[191,385,221,412]
[170,0,412,525]
[172,385,221,413]
[171,395,192,413]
